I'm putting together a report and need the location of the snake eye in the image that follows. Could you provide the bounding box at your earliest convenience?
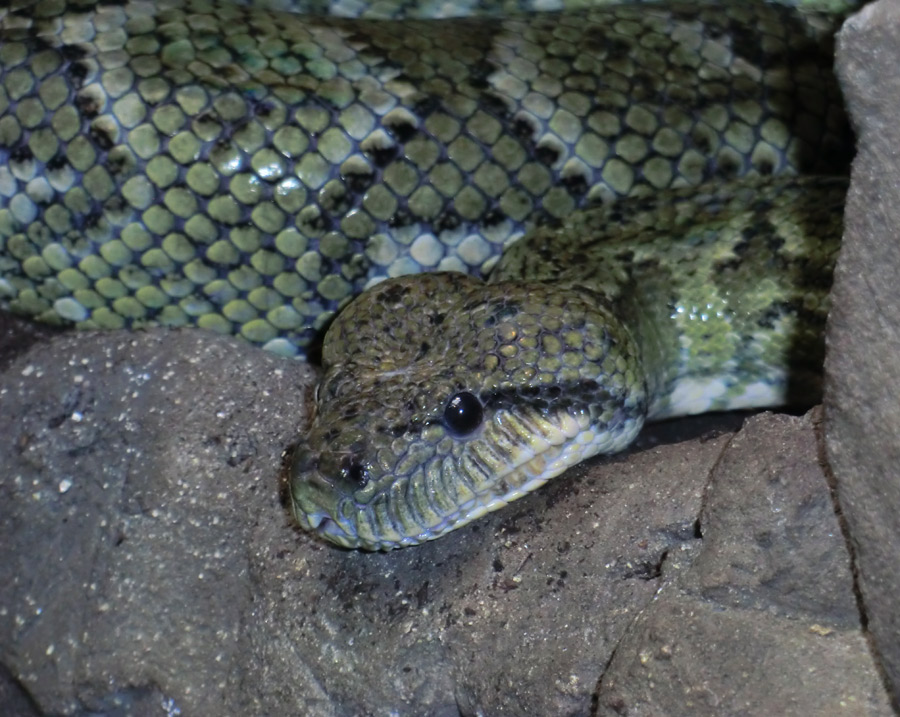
[443,391,484,437]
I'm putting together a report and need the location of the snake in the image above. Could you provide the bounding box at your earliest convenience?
[0,0,854,549]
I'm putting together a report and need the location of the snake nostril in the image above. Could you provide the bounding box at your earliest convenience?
[345,461,368,488]
[291,447,317,476]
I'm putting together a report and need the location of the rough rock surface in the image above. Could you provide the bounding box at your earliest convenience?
[0,320,892,715]
[598,410,884,715]
[0,327,317,715]
[827,0,900,708]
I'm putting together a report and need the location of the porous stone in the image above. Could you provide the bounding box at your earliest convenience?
[828,0,900,706]
[0,321,890,714]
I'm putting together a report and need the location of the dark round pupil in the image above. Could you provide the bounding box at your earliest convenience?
[346,461,367,487]
[443,391,484,437]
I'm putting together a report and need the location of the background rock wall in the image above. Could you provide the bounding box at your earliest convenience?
[828,0,900,708]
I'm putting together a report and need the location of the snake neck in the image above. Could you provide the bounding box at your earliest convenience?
[494,175,847,422]
[612,205,842,420]
[613,272,743,420]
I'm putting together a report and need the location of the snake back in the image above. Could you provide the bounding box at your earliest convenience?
[0,0,849,357]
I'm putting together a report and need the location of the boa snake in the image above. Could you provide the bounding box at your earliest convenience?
[0,0,854,549]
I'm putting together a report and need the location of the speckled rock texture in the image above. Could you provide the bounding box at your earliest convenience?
[0,320,892,715]
[828,0,900,708]
[0,327,317,716]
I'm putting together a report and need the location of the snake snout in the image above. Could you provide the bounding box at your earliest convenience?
[289,445,363,549]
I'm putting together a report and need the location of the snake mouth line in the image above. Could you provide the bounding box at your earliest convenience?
[304,514,350,545]
[300,452,570,551]
[296,409,643,550]
[295,411,586,549]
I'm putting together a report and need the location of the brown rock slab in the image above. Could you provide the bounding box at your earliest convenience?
[0,318,890,715]
[598,411,890,715]
[830,0,900,706]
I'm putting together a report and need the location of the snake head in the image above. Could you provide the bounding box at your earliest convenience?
[290,272,647,550]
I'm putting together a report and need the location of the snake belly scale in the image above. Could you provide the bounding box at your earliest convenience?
[0,1,851,549]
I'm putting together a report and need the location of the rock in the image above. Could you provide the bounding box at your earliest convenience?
[597,411,889,715]
[0,313,57,373]
[0,326,316,715]
[0,662,40,717]
[0,320,891,715]
[829,0,900,705]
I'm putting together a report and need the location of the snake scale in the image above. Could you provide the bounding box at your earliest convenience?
[0,0,853,549]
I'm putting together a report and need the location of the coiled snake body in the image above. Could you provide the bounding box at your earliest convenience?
[0,0,852,549]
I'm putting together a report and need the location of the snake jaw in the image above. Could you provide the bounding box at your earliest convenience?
[291,396,647,551]
[303,513,362,550]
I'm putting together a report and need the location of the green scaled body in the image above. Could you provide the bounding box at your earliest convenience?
[0,0,853,549]
[0,0,849,357]
[291,175,846,551]
[492,175,845,420]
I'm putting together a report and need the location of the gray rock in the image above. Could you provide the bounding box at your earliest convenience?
[829,0,900,707]
[0,327,317,715]
[598,410,889,715]
[0,321,891,715]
